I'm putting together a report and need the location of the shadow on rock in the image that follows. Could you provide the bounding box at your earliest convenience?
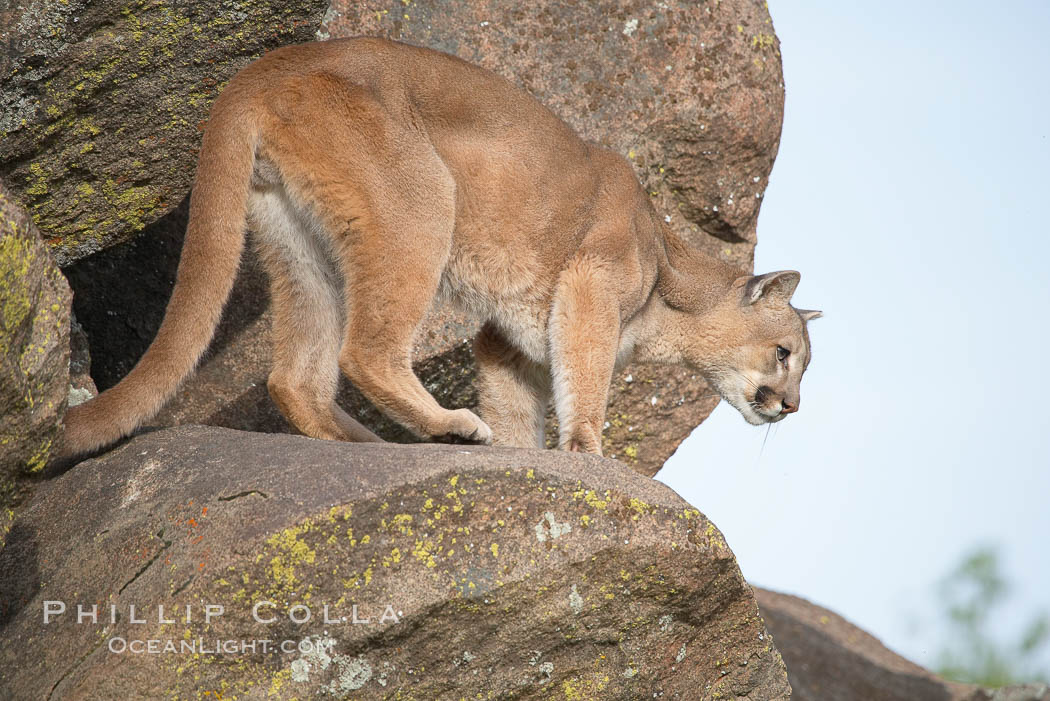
[0,523,40,630]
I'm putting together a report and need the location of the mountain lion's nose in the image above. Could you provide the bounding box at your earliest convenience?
[780,400,798,414]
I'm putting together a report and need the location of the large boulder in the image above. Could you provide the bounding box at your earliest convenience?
[324,0,784,253]
[0,0,329,265]
[64,0,784,476]
[0,426,791,699]
[0,182,71,546]
[756,588,1050,701]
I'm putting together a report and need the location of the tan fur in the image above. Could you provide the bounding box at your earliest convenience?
[61,38,820,457]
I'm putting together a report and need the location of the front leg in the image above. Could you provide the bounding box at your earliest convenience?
[474,323,551,449]
[548,255,622,454]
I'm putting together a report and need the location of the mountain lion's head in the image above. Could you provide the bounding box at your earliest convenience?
[686,270,822,425]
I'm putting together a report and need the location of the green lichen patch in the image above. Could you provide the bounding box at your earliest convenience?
[0,235,35,352]
[0,0,329,265]
[0,184,71,539]
[157,466,747,698]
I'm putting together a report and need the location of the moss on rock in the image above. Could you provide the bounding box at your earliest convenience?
[0,182,71,547]
[0,0,329,265]
[0,427,790,699]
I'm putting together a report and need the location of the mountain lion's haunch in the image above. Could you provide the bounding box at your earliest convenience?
[61,38,821,457]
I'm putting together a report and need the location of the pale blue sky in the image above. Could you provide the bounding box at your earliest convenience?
[661,0,1050,675]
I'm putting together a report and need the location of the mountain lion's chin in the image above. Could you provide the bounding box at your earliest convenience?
[743,410,773,426]
[722,396,767,426]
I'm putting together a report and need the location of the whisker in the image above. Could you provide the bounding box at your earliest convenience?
[725,368,760,392]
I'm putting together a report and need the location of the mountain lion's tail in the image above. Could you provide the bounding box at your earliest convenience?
[61,97,258,455]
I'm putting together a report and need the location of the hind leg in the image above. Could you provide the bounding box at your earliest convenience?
[474,323,551,448]
[261,79,491,443]
[249,185,381,442]
[334,178,492,443]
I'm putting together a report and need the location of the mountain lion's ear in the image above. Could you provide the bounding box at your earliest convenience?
[739,270,801,306]
[797,308,823,322]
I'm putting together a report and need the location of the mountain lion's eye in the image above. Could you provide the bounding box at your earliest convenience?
[776,346,790,362]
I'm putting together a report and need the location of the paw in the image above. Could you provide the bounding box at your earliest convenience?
[436,409,493,445]
[562,430,602,455]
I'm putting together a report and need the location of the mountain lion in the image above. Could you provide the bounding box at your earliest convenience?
[61,38,821,457]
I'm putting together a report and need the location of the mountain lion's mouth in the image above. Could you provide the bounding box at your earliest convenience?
[749,386,791,423]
